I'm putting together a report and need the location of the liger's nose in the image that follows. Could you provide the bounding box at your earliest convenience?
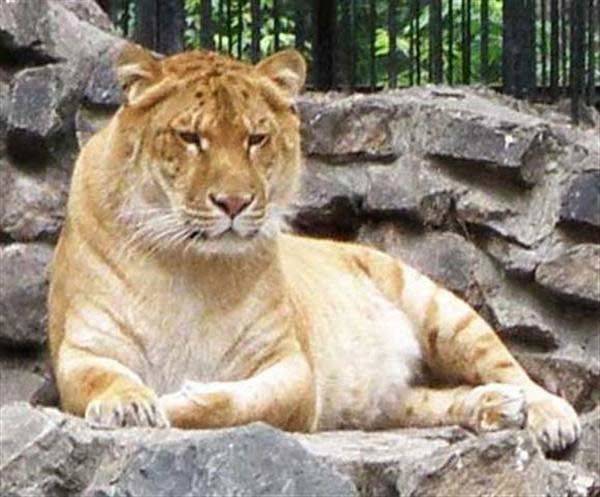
[209,193,254,218]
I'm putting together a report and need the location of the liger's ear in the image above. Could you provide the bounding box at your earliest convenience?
[256,49,307,98]
[116,43,163,103]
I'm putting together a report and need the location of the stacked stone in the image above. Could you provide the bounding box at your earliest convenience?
[0,1,598,495]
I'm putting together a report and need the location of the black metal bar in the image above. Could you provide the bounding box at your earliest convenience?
[226,0,232,54]
[273,0,280,52]
[481,0,489,83]
[526,0,537,88]
[571,0,586,122]
[550,0,560,96]
[313,0,337,89]
[295,0,306,50]
[409,0,414,85]
[122,0,130,37]
[156,0,185,54]
[340,0,352,87]
[561,0,568,87]
[586,0,597,105]
[388,0,398,88]
[250,0,261,62]
[431,0,443,84]
[350,0,356,88]
[369,0,376,90]
[462,0,471,84]
[217,0,222,51]
[200,0,214,49]
[541,0,548,86]
[416,0,421,85]
[134,0,158,50]
[447,0,453,84]
[237,0,243,58]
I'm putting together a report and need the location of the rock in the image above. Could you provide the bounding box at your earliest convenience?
[2,403,598,497]
[299,94,407,163]
[481,236,540,278]
[568,406,600,476]
[393,430,595,497]
[296,426,471,497]
[0,403,358,497]
[535,244,600,308]
[0,243,54,348]
[560,172,600,231]
[0,159,69,242]
[363,155,457,227]
[292,160,368,237]
[59,0,114,32]
[515,352,600,414]
[0,369,45,406]
[0,0,116,65]
[83,41,126,108]
[6,64,84,160]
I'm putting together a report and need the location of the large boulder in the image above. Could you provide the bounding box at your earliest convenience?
[559,172,600,231]
[0,242,54,347]
[0,403,357,497]
[1,403,598,497]
[535,244,600,308]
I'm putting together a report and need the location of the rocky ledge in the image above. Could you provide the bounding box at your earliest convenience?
[1,403,599,497]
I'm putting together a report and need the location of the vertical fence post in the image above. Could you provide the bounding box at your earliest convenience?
[134,0,158,50]
[350,0,357,89]
[503,0,536,97]
[461,0,472,84]
[431,0,443,84]
[273,0,280,52]
[416,0,421,85]
[388,0,398,88]
[586,0,598,105]
[340,0,353,88]
[226,0,232,54]
[481,0,489,83]
[561,0,568,88]
[237,0,243,58]
[550,0,560,97]
[200,0,215,50]
[313,0,337,89]
[447,0,454,84]
[541,0,548,86]
[570,0,586,123]
[121,0,131,37]
[250,0,261,62]
[156,0,184,54]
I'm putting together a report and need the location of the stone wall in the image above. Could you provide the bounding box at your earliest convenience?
[0,1,598,495]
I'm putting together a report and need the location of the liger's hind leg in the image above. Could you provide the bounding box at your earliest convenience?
[351,247,581,452]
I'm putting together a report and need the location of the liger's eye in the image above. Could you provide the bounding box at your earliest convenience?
[178,131,201,146]
[248,134,269,150]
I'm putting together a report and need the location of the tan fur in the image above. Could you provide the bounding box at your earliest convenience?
[49,46,580,452]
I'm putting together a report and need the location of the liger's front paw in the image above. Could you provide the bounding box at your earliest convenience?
[526,390,581,453]
[461,383,527,433]
[85,387,170,429]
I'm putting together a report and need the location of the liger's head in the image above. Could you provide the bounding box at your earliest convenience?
[108,44,306,255]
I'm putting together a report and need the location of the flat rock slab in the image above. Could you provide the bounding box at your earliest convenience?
[1,403,598,497]
[535,244,600,308]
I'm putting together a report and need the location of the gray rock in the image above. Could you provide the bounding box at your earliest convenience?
[0,243,54,348]
[296,426,471,497]
[59,0,115,32]
[0,0,116,65]
[0,369,45,406]
[395,429,598,497]
[292,160,368,236]
[0,158,68,242]
[535,244,600,308]
[0,403,358,497]
[568,406,600,476]
[299,94,407,163]
[7,64,84,160]
[560,172,600,231]
[83,41,127,108]
[515,352,600,414]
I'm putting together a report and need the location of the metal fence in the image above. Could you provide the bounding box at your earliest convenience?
[102,0,599,123]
